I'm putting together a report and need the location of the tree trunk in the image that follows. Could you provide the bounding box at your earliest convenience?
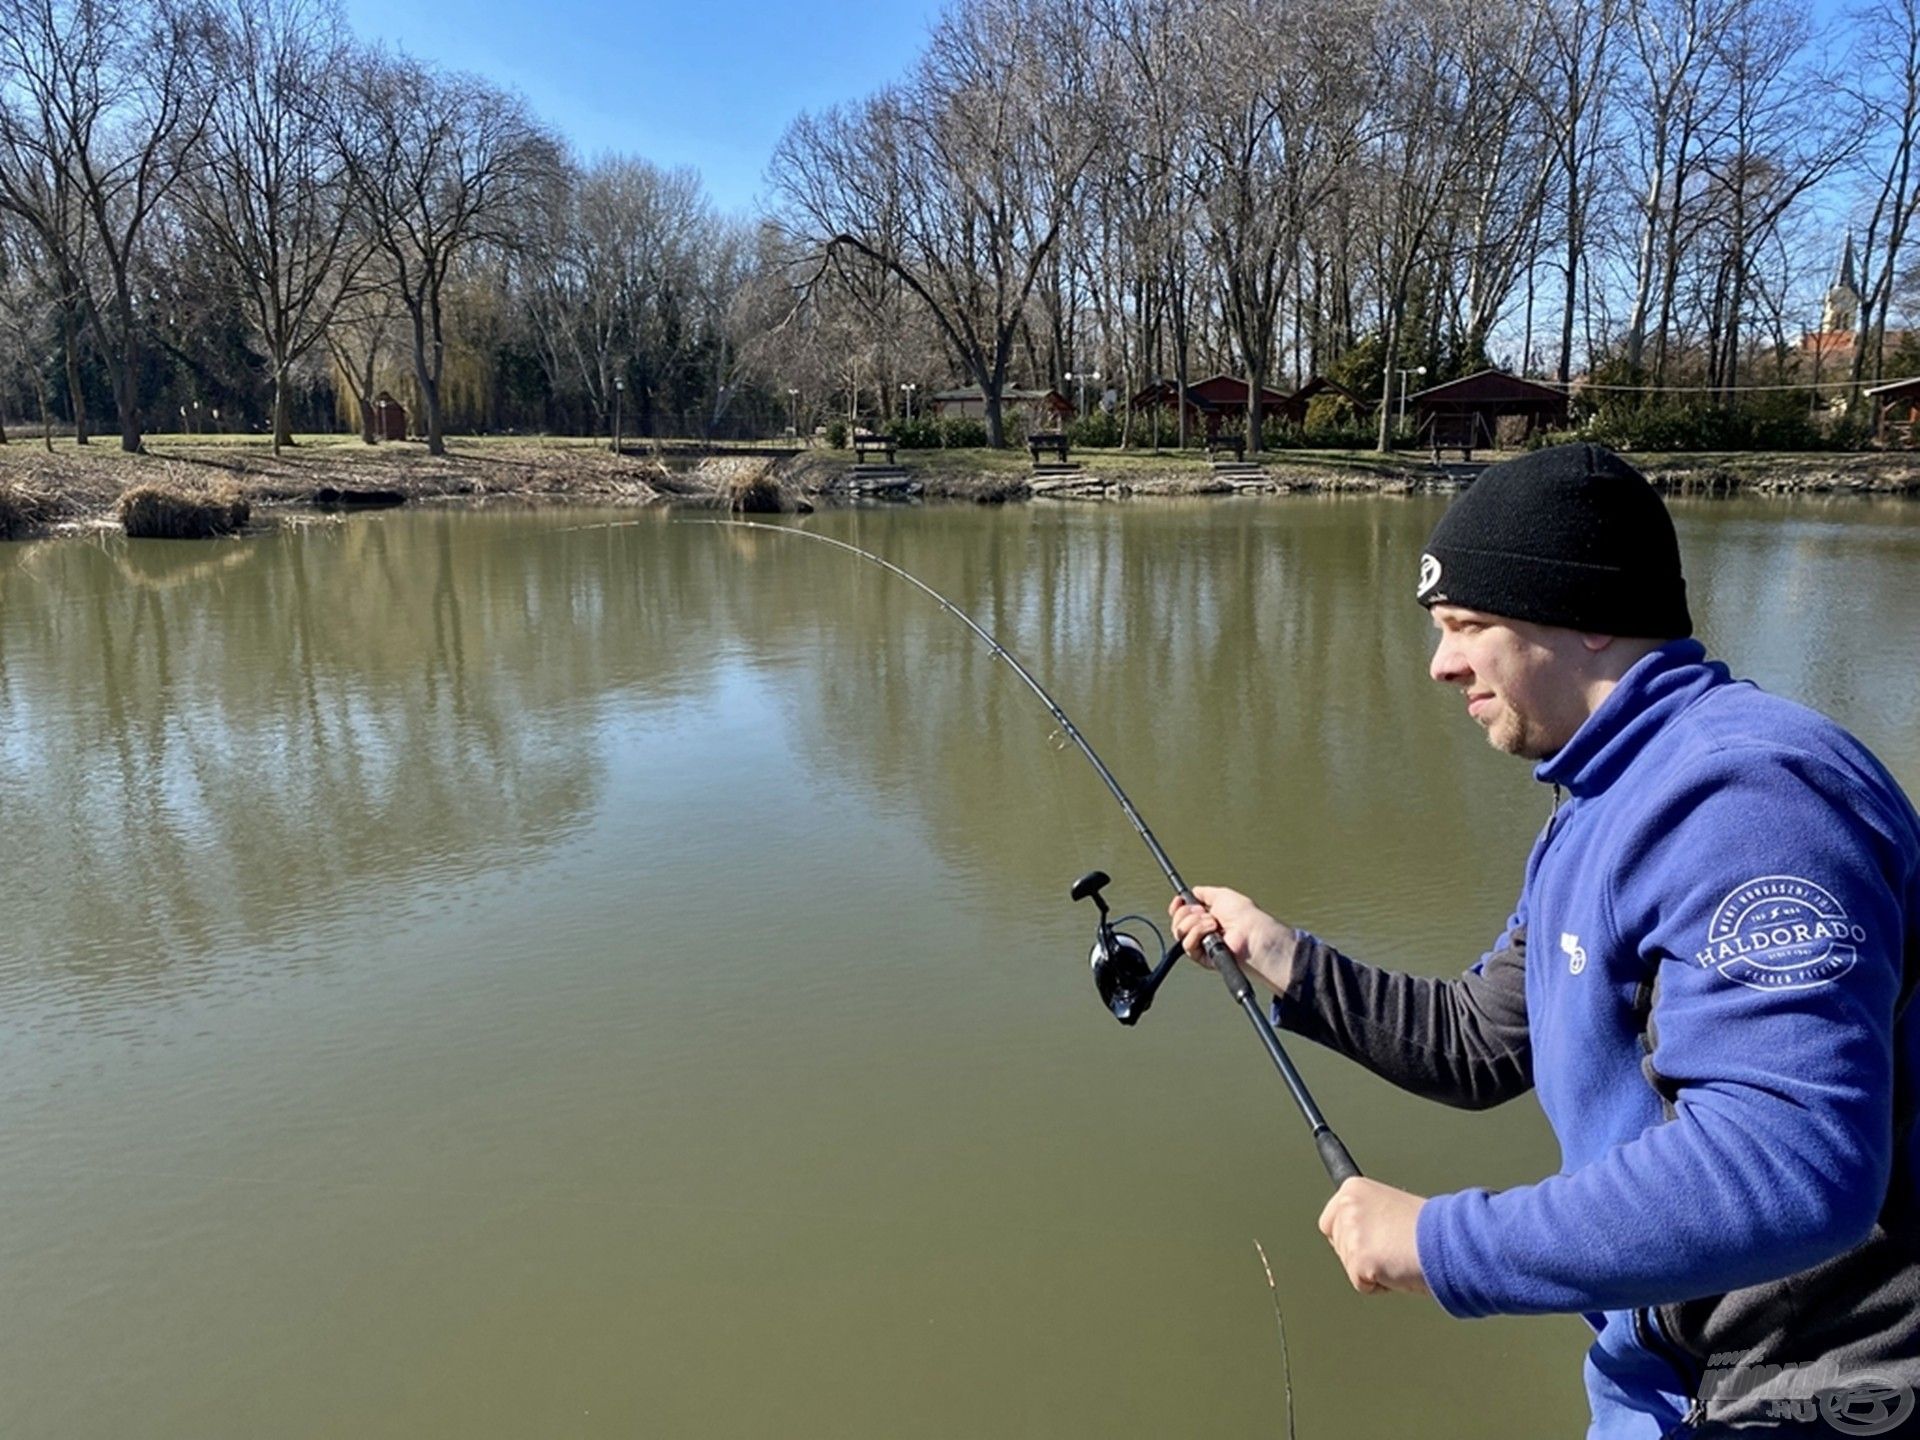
[62,307,88,445]
[114,350,141,454]
[272,372,294,453]
[409,306,445,457]
[1376,308,1400,454]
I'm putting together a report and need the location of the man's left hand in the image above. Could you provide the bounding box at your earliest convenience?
[1317,1178,1431,1296]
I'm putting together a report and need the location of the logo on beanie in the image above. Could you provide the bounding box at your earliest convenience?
[1694,876,1864,991]
[1417,552,1443,601]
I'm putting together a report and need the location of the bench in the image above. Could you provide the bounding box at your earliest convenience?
[853,432,897,464]
[1028,432,1069,464]
[1206,435,1246,461]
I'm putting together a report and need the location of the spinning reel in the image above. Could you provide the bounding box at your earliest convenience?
[1072,870,1184,1026]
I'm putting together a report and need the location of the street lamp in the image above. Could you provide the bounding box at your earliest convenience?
[787,387,801,440]
[612,375,625,454]
[1396,365,1428,430]
[1065,368,1101,421]
[899,381,917,422]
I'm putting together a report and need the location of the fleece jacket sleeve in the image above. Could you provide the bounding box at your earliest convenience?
[1417,752,1907,1318]
[1273,915,1534,1111]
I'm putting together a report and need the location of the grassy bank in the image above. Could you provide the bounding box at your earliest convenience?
[2,433,1917,539]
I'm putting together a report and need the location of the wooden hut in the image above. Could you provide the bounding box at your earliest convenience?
[929,386,1074,425]
[1271,375,1372,426]
[373,391,408,442]
[1864,376,1920,446]
[1408,370,1568,457]
[1129,373,1289,439]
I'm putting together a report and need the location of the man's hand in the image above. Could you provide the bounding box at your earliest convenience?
[1317,1178,1430,1296]
[1166,886,1299,994]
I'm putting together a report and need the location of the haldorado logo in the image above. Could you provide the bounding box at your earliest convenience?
[1417,552,1443,600]
[1695,876,1865,992]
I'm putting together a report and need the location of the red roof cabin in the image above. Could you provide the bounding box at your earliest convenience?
[1408,370,1568,458]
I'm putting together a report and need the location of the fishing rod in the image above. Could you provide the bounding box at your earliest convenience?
[705,518,1361,1189]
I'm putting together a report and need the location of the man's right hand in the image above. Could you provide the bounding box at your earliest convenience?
[1167,887,1300,995]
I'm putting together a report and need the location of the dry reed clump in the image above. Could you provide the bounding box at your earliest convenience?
[117,480,251,539]
[0,482,60,539]
[725,468,786,513]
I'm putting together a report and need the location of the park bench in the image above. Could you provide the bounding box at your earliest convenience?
[1207,435,1246,462]
[853,432,897,464]
[1028,432,1070,464]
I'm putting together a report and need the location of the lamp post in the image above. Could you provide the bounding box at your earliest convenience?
[1065,368,1101,423]
[612,375,625,454]
[1396,365,1428,432]
[899,381,917,422]
[787,387,801,440]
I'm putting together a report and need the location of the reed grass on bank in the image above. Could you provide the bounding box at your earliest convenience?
[0,482,60,539]
[118,481,251,539]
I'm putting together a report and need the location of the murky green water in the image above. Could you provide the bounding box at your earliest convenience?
[1,497,1916,1438]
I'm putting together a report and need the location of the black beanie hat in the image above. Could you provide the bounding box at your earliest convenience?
[1415,442,1692,638]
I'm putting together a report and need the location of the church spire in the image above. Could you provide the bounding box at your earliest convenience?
[1824,231,1861,334]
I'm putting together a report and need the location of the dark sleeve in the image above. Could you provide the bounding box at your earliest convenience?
[1267,919,1533,1110]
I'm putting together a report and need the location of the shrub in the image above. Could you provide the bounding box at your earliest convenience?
[823,419,848,449]
[118,482,250,539]
[1066,409,1121,448]
[937,415,988,448]
[893,416,942,449]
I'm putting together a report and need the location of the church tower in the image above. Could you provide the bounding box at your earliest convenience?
[1823,231,1861,335]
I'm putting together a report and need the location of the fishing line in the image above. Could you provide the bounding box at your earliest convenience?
[699,518,1362,1189]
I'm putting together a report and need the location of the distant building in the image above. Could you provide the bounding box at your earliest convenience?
[1408,369,1568,456]
[373,391,408,441]
[1803,232,1864,368]
[929,386,1074,425]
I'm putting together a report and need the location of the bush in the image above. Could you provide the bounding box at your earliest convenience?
[118,481,250,539]
[894,416,942,449]
[937,415,988,448]
[823,419,848,449]
[1066,409,1121,448]
[1564,392,1855,453]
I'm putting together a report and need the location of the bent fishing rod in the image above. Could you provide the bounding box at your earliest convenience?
[706,518,1361,1188]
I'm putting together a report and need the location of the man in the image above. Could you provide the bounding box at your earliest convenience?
[1170,444,1920,1438]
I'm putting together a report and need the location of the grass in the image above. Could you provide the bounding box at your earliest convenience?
[117,480,251,539]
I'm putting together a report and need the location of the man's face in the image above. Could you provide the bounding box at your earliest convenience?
[1427,606,1599,760]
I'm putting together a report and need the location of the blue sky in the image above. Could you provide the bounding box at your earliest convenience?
[340,0,944,215]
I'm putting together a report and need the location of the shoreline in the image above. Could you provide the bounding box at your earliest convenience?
[3,436,1919,539]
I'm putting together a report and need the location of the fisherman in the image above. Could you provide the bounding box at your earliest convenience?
[1170,443,1920,1438]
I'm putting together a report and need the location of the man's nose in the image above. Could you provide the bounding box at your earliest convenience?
[1430,634,1468,685]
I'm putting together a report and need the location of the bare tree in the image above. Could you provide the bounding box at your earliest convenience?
[1192,0,1367,451]
[340,52,560,455]
[0,0,212,451]
[772,0,1110,447]
[1845,0,1920,392]
[186,0,370,453]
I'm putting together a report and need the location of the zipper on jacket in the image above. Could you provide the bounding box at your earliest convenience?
[1634,1305,1705,1432]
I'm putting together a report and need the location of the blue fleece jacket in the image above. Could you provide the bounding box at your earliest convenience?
[1408,641,1920,1436]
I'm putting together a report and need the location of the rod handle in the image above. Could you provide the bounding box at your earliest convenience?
[1315,1128,1362,1186]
